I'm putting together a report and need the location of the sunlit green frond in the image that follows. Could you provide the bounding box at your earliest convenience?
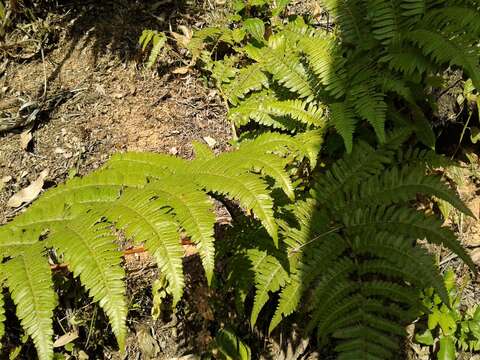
[262,45,316,100]
[2,245,56,360]
[225,63,269,105]
[104,189,185,305]
[300,36,346,98]
[247,249,289,326]
[49,217,127,349]
[144,179,216,284]
[196,172,278,244]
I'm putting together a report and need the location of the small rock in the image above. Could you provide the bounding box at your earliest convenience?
[169,147,179,155]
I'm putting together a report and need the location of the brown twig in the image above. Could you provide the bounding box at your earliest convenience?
[49,238,195,272]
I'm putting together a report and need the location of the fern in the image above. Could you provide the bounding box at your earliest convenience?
[0,131,321,359]
[196,0,480,152]
[228,134,474,359]
[139,29,167,69]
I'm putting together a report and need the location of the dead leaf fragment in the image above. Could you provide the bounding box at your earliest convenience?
[203,136,217,148]
[172,66,191,75]
[7,169,49,208]
[470,248,480,266]
[53,331,79,348]
[20,129,32,150]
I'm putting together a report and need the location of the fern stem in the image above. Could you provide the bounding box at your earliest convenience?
[289,225,343,255]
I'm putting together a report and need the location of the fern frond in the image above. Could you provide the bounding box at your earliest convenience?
[192,141,215,160]
[300,36,347,98]
[228,92,298,131]
[1,244,56,360]
[328,102,357,153]
[348,79,387,143]
[49,216,127,348]
[248,249,289,326]
[225,63,269,105]
[381,46,431,76]
[264,99,327,128]
[197,172,278,243]
[322,0,367,44]
[337,164,474,217]
[407,29,480,88]
[144,179,216,284]
[401,0,426,17]
[353,233,448,302]
[425,6,480,35]
[262,45,316,101]
[239,130,324,168]
[103,189,185,305]
[367,0,404,45]
[344,205,475,270]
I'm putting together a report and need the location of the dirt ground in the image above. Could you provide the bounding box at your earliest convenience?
[0,0,232,225]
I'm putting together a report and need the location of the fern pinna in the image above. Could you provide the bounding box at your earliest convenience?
[224,130,475,359]
[197,0,480,152]
[0,130,322,360]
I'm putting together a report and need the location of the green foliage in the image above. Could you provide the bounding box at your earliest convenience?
[191,0,480,152]
[214,328,251,360]
[138,29,167,69]
[0,131,322,360]
[224,131,474,359]
[415,269,480,358]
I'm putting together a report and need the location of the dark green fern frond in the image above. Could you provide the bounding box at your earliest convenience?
[348,78,387,143]
[367,0,404,45]
[401,0,426,17]
[344,205,474,270]
[335,164,474,216]
[407,29,480,88]
[328,102,357,153]
[322,0,368,44]
[425,6,480,35]
[239,138,473,359]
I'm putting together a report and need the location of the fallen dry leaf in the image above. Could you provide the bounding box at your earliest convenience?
[53,331,79,348]
[172,66,191,75]
[20,129,32,150]
[203,136,217,148]
[7,169,49,207]
[470,248,480,266]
